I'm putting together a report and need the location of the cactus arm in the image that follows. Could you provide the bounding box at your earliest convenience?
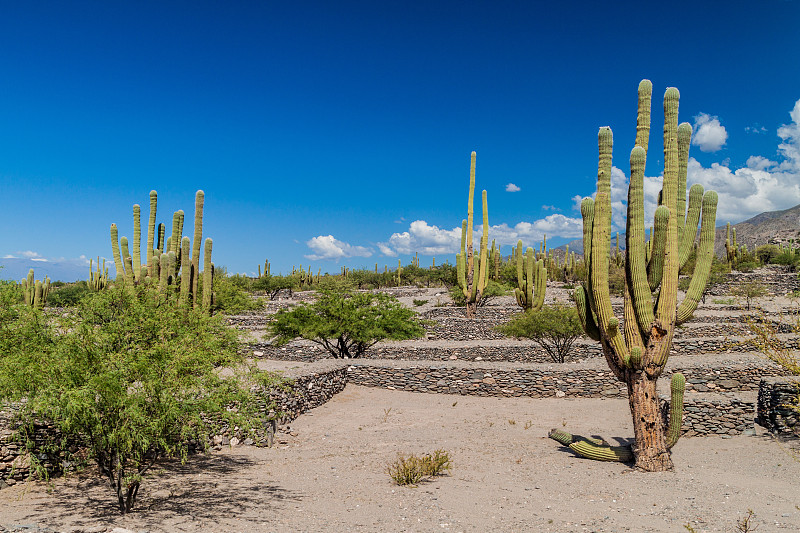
[120,236,135,285]
[548,429,633,462]
[478,190,489,293]
[180,236,191,305]
[192,190,204,305]
[679,184,704,269]
[110,224,124,281]
[646,206,669,291]
[655,87,681,327]
[532,260,546,311]
[676,122,691,247]
[158,252,169,292]
[677,191,718,324]
[635,79,652,155]
[626,145,655,334]
[132,204,142,282]
[146,191,157,279]
[575,284,601,341]
[515,240,524,294]
[666,373,686,449]
[202,238,213,313]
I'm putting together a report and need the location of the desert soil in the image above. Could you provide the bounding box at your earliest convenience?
[1,384,798,533]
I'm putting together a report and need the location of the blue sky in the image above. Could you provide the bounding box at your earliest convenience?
[1,1,799,280]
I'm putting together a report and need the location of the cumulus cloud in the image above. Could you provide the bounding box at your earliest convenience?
[377,215,584,257]
[505,183,521,192]
[685,98,800,223]
[304,235,373,261]
[691,113,728,152]
[379,220,462,256]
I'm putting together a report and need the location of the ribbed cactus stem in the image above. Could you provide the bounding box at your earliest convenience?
[180,236,191,305]
[147,191,157,279]
[120,237,134,285]
[110,224,124,281]
[191,190,204,306]
[666,373,686,449]
[132,204,142,282]
[202,238,213,313]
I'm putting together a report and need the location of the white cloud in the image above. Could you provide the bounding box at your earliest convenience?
[379,220,462,256]
[684,98,800,222]
[745,125,767,134]
[692,113,728,152]
[505,183,521,192]
[541,205,559,211]
[304,235,373,261]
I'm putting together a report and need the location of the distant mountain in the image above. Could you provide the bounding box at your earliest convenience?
[554,203,800,259]
[0,257,91,282]
[715,204,800,257]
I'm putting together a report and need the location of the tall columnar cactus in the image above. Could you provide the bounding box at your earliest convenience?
[89,257,108,291]
[202,238,214,313]
[21,269,50,309]
[109,190,213,314]
[569,81,718,471]
[456,151,489,319]
[513,240,546,311]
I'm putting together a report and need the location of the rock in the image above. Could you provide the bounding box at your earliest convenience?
[230,437,240,446]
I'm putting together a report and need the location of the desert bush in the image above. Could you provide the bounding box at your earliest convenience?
[0,283,278,514]
[212,269,263,314]
[496,304,584,363]
[387,449,452,486]
[46,281,93,307]
[756,244,781,265]
[413,299,428,307]
[252,273,298,300]
[731,280,767,310]
[269,286,424,358]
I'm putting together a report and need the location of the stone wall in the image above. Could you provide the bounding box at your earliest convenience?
[344,359,787,398]
[756,376,800,438]
[662,394,756,437]
[1,366,348,489]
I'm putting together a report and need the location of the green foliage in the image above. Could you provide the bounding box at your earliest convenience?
[412,299,428,307]
[496,304,584,363]
[46,281,93,307]
[269,286,424,358]
[449,279,508,308]
[607,261,626,296]
[755,244,781,265]
[387,449,452,486]
[252,274,298,300]
[211,269,263,314]
[0,283,277,514]
[731,280,768,310]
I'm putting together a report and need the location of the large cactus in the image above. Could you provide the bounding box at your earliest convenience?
[570,81,718,471]
[456,151,489,318]
[513,240,546,311]
[109,190,213,313]
[21,268,49,309]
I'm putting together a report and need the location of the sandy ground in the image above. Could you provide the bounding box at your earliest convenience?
[1,384,799,533]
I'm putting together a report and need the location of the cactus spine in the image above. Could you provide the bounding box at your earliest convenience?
[570,81,718,471]
[456,151,489,319]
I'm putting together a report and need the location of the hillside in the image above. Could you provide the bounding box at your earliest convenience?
[556,204,800,259]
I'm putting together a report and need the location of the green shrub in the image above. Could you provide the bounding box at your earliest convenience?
[212,269,263,314]
[387,449,452,486]
[0,283,278,514]
[46,281,93,307]
[496,304,584,363]
[412,299,428,307]
[270,286,424,358]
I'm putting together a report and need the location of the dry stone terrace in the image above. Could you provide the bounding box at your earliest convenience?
[2,267,799,488]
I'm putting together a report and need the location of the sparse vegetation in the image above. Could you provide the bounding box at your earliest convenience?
[497,304,584,363]
[386,449,452,486]
[269,285,425,358]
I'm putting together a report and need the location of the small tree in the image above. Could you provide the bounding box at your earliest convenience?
[252,273,299,300]
[269,286,425,358]
[731,280,768,310]
[0,284,277,514]
[497,304,584,363]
